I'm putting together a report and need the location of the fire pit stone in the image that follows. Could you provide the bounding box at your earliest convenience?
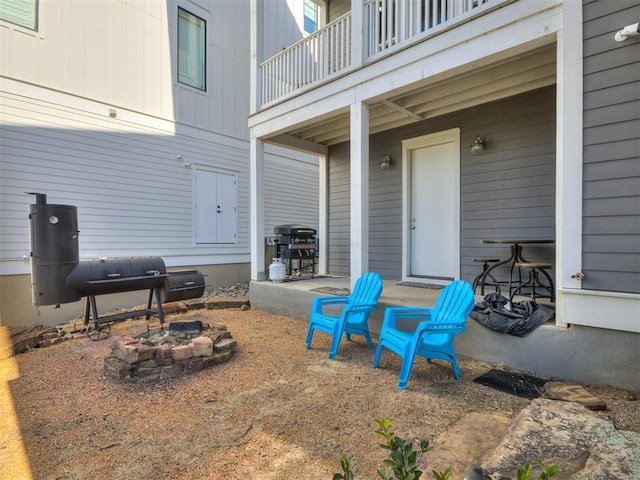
[103,320,236,381]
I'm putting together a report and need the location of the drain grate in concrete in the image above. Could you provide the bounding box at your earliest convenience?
[310,287,351,295]
[396,282,444,289]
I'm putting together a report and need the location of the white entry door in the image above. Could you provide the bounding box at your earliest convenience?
[404,129,460,284]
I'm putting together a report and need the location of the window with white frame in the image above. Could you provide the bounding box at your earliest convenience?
[0,0,37,30]
[178,7,206,91]
[303,0,318,34]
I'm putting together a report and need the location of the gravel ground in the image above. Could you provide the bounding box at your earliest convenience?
[2,305,638,480]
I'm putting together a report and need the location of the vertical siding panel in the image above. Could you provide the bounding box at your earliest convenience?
[9,29,37,80]
[125,2,144,111]
[105,0,127,106]
[83,0,106,101]
[193,91,210,127]
[143,7,163,117]
[61,0,84,93]
[0,25,9,74]
[209,43,223,129]
[159,3,173,120]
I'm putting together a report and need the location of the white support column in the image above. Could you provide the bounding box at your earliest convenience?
[318,153,328,275]
[350,101,369,288]
[351,0,364,68]
[555,0,583,326]
[250,136,266,281]
[249,0,263,114]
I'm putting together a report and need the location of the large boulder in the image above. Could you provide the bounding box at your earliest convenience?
[1,324,60,359]
[482,398,640,479]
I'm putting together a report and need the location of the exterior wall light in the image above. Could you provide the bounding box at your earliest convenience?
[470,136,485,155]
[615,22,639,42]
[380,154,392,170]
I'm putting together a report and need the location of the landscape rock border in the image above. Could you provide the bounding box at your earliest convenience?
[104,321,237,382]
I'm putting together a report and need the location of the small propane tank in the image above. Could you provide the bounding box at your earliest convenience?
[269,258,286,282]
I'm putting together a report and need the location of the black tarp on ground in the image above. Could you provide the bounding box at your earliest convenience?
[470,293,555,336]
[473,369,547,399]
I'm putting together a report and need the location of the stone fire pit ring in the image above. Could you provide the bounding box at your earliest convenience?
[104,320,237,382]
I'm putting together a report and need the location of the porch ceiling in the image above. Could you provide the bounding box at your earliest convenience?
[276,45,556,147]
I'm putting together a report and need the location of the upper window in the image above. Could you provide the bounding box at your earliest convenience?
[0,0,37,30]
[303,0,318,34]
[178,7,206,91]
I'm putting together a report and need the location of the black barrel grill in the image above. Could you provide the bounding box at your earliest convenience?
[66,256,168,338]
[162,270,206,303]
[274,224,317,277]
[28,194,205,340]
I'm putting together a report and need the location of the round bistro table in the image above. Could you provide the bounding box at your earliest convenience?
[477,239,555,299]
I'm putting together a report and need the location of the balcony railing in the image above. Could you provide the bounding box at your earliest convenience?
[260,0,491,106]
[261,13,351,106]
[365,0,489,58]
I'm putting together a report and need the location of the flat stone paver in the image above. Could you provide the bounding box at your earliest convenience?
[419,412,511,477]
[544,381,607,410]
[205,296,250,309]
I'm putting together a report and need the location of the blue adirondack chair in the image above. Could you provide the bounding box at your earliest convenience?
[373,280,475,390]
[305,272,383,359]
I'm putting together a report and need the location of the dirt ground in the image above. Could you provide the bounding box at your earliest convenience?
[2,308,638,480]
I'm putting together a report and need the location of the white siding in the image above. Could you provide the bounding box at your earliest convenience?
[0,0,250,139]
[263,145,320,237]
[0,0,318,279]
[0,87,251,274]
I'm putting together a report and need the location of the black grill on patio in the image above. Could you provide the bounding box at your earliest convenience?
[274,224,317,277]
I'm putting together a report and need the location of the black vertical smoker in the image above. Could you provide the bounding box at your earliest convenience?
[28,192,82,306]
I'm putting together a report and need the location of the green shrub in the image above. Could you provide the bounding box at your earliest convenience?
[332,419,559,480]
[332,454,355,480]
[374,417,432,480]
[494,459,561,480]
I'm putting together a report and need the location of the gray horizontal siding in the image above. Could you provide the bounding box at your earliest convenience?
[263,150,320,237]
[582,0,640,293]
[328,0,351,22]
[0,118,250,260]
[327,142,352,274]
[327,87,556,282]
[1,92,315,268]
